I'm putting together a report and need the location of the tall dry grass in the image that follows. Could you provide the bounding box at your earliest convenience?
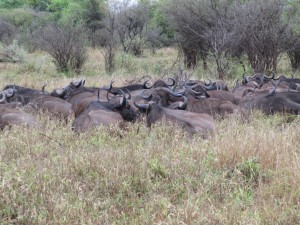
[0,111,299,224]
[0,48,299,224]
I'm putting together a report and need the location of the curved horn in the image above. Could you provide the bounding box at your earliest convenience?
[142,90,152,100]
[124,88,131,100]
[166,77,176,86]
[242,72,248,84]
[165,87,184,97]
[147,79,173,89]
[205,79,215,90]
[154,87,184,97]
[263,72,275,80]
[178,96,188,109]
[118,89,127,107]
[143,80,151,89]
[104,81,114,90]
[42,84,47,93]
[195,89,210,99]
[134,97,149,110]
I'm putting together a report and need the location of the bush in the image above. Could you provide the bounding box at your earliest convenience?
[115,52,137,73]
[0,19,17,45]
[35,24,88,74]
[0,40,27,63]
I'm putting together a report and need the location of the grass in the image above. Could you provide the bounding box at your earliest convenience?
[0,47,300,224]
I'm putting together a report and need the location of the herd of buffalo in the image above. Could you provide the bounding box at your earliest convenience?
[0,72,299,136]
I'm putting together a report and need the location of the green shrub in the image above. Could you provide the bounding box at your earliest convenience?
[0,40,27,63]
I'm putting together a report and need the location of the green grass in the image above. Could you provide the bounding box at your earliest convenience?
[0,47,300,224]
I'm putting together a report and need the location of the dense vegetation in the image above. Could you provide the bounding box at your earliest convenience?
[0,0,300,224]
[0,0,299,76]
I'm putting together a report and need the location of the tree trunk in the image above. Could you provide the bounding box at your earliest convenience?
[182,47,197,69]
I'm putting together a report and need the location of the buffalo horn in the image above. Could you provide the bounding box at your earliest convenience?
[142,90,152,100]
[205,79,215,90]
[134,97,149,110]
[166,77,176,86]
[119,91,126,107]
[143,80,151,89]
[124,88,131,100]
[263,72,275,80]
[104,81,114,91]
[42,84,47,93]
[178,96,188,109]
[242,72,248,84]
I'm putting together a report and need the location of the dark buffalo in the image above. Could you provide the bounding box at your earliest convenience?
[0,103,38,129]
[3,84,48,95]
[72,91,137,133]
[134,98,215,136]
[0,87,74,121]
[238,85,300,114]
[184,83,235,103]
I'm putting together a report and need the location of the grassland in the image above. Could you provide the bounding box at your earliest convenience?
[0,47,300,224]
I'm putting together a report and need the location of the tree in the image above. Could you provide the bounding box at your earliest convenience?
[26,0,51,11]
[36,24,88,74]
[231,0,299,72]
[163,0,234,78]
[116,1,150,56]
[0,19,17,45]
[95,2,119,74]
[84,0,106,48]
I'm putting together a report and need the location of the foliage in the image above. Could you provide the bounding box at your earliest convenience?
[0,19,17,45]
[0,0,24,9]
[0,40,27,63]
[26,0,51,11]
[0,7,34,28]
[116,1,150,56]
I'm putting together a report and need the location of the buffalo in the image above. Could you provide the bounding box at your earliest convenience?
[134,97,215,137]
[0,102,38,130]
[72,90,137,133]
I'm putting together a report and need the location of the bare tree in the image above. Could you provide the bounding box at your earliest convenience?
[231,0,299,72]
[164,0,235,78]
[116,1,150,56]
[95,2,119,73]
[36,24,87,74]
